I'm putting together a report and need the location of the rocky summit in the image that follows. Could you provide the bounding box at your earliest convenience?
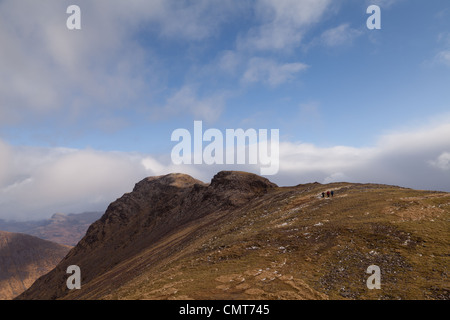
[16,171,450,300]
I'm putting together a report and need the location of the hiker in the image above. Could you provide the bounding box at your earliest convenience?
[326,191,330,197]
[331,190,334,197]
[322,192,325,198]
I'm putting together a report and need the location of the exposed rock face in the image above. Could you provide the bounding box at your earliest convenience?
[17,171,277,300]
[0,231,71,300]
[208,171,278,206]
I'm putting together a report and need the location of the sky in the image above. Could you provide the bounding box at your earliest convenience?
[0,0,449,220]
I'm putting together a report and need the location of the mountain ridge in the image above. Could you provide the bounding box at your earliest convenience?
[16,171,450,300]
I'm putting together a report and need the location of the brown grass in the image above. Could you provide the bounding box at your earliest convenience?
[67,182,449,300]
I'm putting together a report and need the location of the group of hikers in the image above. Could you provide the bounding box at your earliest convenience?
[321,190,334,198]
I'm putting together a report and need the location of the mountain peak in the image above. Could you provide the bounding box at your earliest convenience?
[210,170,278,191]
[133,173,206,193]
[50,213,67,222]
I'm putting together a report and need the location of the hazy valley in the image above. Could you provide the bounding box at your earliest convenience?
[0,211,103,246]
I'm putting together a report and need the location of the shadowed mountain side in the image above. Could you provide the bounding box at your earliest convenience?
[0,231,71,300]
[16,171,450,300]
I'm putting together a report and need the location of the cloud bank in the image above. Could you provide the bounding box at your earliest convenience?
[1,120,449,221]
[0,0,243,126]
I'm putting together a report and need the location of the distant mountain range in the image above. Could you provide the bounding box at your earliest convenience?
[14,171,450,300]
[0,211,103,246]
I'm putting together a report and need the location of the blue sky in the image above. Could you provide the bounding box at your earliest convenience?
[0,0,449,220]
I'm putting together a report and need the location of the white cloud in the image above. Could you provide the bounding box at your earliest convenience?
[274,121,450,191]
[320,24,362,47]
[2,119,449,221]
[0,1,146,124]
[437,33,450,46]
[278,143,375,173]
[429,152,450,171]
[239,0,332,51]
[323,172,349,184]
[0,0,239,126]
[242,57,308,87]
[424,33,450,68]
[217,50,243,75]
[0,141,204,221]
[154,85,226,123]
[434,50,450,67]
[0,140,11,186]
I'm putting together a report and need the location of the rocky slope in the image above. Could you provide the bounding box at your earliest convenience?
[16,171,450,300]
[0,231,71,300]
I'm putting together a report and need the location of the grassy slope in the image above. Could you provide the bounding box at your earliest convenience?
[64,182,449,300]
